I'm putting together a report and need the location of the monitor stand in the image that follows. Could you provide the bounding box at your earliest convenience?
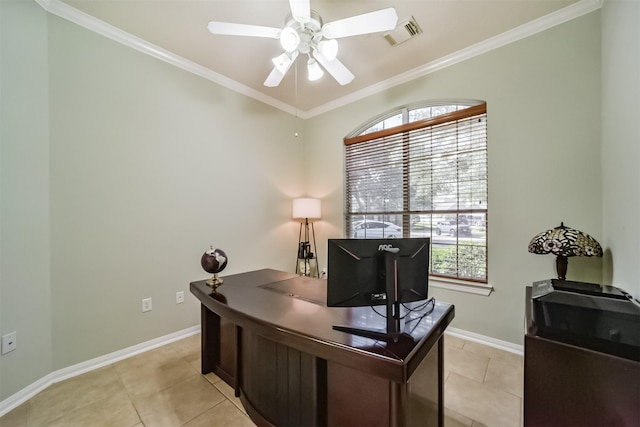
[332,251,404,342]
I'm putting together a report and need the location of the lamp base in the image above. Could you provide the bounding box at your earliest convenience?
[295,220,319,278]
[556,255,568,280]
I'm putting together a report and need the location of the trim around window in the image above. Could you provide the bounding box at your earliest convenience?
[429,275,493,296]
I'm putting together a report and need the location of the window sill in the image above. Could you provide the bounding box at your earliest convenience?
[429,276,493,296]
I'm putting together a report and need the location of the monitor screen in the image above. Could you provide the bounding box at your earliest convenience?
[326,238,430,307]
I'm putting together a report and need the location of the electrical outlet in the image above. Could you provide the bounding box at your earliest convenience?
[142,298,152,313]
[176,291,185,304]
[2,331,17,355]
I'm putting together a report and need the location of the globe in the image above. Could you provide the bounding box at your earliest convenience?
[201,247,228,288]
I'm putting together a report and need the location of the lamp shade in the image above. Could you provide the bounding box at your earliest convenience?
[528,222,603,258]
[280,26,300,52]
[292,198,321,220]
[528,222,603,280]
[307,58,324,81]
[318,39,338,61]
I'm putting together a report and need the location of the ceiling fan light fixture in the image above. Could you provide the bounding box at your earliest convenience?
[208,3,398,88]
[317,39,338,61]
[280,26,300,52]
[307,57,324,81]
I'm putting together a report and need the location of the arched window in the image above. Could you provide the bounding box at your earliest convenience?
[344,100,488,283]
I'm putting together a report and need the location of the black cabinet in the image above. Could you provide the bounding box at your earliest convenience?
[524,286,640,426]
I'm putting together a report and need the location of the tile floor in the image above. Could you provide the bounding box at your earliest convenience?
[0,333,523,427]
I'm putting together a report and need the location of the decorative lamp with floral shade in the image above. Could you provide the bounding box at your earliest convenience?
[528,222,603,280]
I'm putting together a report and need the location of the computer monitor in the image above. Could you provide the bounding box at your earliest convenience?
[327,238,430,341]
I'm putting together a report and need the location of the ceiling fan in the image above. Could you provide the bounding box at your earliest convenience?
[207,0,398,87]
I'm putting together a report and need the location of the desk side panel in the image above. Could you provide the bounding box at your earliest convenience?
[200,304,218,375]
[200,305,237,386]
[407,341,440,426]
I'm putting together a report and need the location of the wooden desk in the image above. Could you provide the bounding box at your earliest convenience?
[190,269,454,427]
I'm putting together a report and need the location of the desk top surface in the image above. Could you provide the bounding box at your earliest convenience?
[190,269,454,378]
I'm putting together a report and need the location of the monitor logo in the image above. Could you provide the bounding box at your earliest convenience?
[378,244,400,253]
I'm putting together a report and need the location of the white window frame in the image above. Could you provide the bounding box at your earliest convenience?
[344,100,493,296]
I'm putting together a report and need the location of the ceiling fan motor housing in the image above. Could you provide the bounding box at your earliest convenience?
[282,10,325,55]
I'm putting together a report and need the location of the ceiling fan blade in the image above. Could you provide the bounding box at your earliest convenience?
[264,68,285,87]
[264,51,299,87]
[207,21,281,39]
[313,51,355,86]
[321,8,398,39]
[289,0,311,24]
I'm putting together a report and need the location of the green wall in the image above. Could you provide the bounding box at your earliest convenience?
[47,14,304,369]
[0,0,53,401]
[305,11,603,345]
[1,0,304,400]
[46,14,308,370]
[601,0,640,298]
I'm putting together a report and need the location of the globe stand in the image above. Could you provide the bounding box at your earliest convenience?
[206,273,224,289]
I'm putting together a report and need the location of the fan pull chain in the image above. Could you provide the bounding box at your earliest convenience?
[294,59,299,138]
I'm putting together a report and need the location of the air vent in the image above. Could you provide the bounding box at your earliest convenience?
[384,17,422,47]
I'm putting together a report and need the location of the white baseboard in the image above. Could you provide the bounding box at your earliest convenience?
[1,324,522,417]
[446,327,524,355]
[0,374,54,419]
[0,326,200,417]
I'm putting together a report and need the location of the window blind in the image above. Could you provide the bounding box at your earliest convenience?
[343,103,488,282]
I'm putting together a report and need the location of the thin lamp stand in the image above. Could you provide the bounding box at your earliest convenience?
[296,217,319,278]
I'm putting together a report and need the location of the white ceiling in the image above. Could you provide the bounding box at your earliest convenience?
[46,0,596,116]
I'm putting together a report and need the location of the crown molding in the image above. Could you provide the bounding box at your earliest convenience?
[35,0,603,119]
[305,0,604,117]
[34,0,298,116]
